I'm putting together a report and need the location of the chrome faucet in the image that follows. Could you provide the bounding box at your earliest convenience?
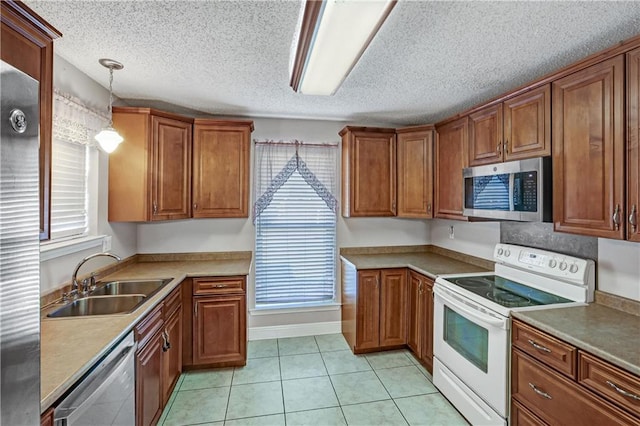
[70,252,122,298]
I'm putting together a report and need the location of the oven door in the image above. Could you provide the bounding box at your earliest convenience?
[433,284,509,418]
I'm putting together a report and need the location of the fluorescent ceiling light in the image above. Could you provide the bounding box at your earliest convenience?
[290,0,396,96]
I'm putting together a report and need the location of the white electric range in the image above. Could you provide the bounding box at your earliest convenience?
[432,243,595,426]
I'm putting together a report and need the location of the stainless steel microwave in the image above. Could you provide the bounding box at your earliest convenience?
[462,157,551,222]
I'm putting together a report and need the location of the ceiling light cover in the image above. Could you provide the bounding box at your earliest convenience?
[95,58,124,153]
[291,0,396,96]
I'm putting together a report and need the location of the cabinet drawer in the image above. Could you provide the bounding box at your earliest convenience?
[512,319,577,378]
[163,285,181,317]
[579,351,640,418]
[510,399,546,426]
[135,304,164,349]
[193,277,245,295]
[512,349,638,426]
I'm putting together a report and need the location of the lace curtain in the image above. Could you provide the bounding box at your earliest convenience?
[53,90,108,145]
[252,140,339,222]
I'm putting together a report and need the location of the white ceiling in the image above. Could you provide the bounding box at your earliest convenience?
[26,1,640,126]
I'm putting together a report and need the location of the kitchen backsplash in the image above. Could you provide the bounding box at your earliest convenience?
[500,222,597,260]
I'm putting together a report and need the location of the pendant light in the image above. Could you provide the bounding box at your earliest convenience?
[95,58,124,153]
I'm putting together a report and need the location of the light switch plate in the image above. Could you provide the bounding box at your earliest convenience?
[102,235,112,251]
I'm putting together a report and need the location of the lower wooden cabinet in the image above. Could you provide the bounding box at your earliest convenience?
[40,407,54,426]
[407,271,434,373]
[136,330,164,426]
[162,304,182,405]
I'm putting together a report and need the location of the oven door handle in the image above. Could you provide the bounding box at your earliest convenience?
[434,286,508,329]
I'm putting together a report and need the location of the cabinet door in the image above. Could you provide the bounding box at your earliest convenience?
[151,115,192,220]
[192,122,251,218]
[397,129,434,218]
[162,307,182,405]
[504,84,551,161]
[552,55,625,239]
[468,103,503,166]
[628,47,640,242]
[193,295,246,365]
[407,272,421,355]
[343,130,396,217]
[380,269,407,347]
[420,278,434,373]
[136,332,164,426]
[356,270,380,350]
[435,117,469,220]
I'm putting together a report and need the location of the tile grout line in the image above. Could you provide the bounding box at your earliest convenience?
[277,338,287,426]
[315,335,348,425]
[367,354,412,426]
[223,360,237,423]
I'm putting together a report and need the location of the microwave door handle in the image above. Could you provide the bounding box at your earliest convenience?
[58,344,135,425]
[434,286,508,329]
[509,173,515,212]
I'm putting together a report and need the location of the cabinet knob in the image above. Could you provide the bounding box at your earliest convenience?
[629,204,638,233]
[427,203,432,213]
[193,203,198,211]
[153,202,158,215]
[504,140,509,154]
[612,204,621,230]
[496,142,502,154]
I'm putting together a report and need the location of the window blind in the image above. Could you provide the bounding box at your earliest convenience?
[255,170,336,306]
[50,138,89,240]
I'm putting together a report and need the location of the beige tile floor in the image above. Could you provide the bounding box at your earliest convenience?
[160,334,468,426]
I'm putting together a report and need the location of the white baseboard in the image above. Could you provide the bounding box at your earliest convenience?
[249,321,341,340]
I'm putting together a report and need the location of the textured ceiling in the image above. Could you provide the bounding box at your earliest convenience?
[26,1,640,126]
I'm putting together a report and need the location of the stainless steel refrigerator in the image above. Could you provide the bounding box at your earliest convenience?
[1,60,42,424]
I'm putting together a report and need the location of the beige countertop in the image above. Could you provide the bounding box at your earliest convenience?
[40,255,252,412]
[340,245,493,278]
[512,304,640,376]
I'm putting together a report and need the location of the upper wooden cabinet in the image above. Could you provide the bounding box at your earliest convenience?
[1,1,61,240]
[341,126,397,217]
[109,107,193,222]
[627,47,640,242]
[435,117,469,220]
[192,119,253,218]
[396,126,434,218]
[552,56,625,239]
[468,85,550,166]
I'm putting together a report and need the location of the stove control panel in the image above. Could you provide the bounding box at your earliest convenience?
[493,243,594,284]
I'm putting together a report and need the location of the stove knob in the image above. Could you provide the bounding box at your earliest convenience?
[505,249,511,257]
[569,264,579,273]
[497,248,504,256]
[559,261,568,271]
[549,259,557,268]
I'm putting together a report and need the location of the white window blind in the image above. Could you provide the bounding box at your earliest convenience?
[50,138,89,240]
[254,141,338,308]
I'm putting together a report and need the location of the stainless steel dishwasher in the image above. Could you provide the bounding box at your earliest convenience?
[54,332,136,426]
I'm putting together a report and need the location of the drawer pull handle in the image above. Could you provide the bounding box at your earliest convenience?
[606,380,640,401]
[528,339,551,353]
[529,383,552,399]
[215,284,227,288]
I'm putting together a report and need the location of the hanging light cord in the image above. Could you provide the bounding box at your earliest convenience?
[107,66,114,127]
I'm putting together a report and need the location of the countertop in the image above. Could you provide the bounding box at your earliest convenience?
[40,255,252,412]
[340,246,493,279]
[512,304,640,376]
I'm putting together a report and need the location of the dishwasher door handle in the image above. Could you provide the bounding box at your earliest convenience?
[58,343,136,425]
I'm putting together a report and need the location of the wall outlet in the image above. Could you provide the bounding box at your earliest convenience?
[449,225,455,239]
[102,235,112,252]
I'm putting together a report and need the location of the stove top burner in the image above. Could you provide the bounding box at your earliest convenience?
[454,278,493,290]
[485,289,531,307]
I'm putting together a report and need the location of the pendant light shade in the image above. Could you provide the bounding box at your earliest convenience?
[95,58,124,153]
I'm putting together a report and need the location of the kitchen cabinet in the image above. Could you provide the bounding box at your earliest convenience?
[340,126,397,217]
[109,107,193,222]
[1,0,61,240]
[511,319,640,425]
[434,117,469,220]
[341,264,407,353]
[396,126,434,218]
[191,277,247,367]
[192,119,253,218]
[468,85,551,166]
[627,47,640,242]
[135,287,183,426]
[407,270,434,373]
[40,408,54,426]
[552,55,626,239]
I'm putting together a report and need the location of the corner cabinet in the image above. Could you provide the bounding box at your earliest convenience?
[627,47,640,242]
[552,56,626,239]
[110,107,193,222]
[396,126,434,218]
[435,117,469,220]
[407,270,434,373]
[1,1,61,240]
[192,120,253,218]
[341,126,397,217]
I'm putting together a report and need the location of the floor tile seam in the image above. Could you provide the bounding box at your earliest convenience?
[368,362,411,426]
[277,339,287,426]
[223,364,237,422]
[281,371,329,381]
[160,375,184,425]
[225,409,286,422]
[282,401,341,414]
[317,344,344,417]
[337,395,393,408]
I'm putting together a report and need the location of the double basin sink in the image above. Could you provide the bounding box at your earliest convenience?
[47,278,173,318]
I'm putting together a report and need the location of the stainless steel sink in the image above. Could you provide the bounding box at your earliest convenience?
[47,295,147,318]
[90,278,173,297]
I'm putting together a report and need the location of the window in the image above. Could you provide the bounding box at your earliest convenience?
[253,141,338,309]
